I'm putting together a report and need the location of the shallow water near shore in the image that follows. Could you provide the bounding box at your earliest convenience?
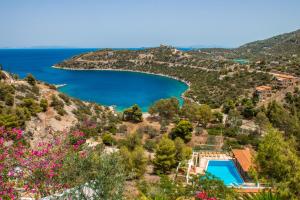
[0,49,188,111]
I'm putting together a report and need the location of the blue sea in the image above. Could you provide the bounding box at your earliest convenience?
[0,49,188,112]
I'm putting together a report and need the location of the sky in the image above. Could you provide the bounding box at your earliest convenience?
[0,0,300,48]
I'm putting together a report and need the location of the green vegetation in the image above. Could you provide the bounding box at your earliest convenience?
[101,132,115,146]
[25,73,36,86]
[123,104,143,122]
[119,145,147,178]
[40,98,48,112]
[170,120,193,142]
[256,128,300,199]
[149,97,180,121]
[181,101,213,127]
[61,152,126,200]
[153,135,177,174]
[50,94,67,116]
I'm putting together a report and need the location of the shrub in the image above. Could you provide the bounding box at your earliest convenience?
[40,98,48,112]
[25,73,36,86]
[101,132,114,146]
[144,139,157,152]
[4,94,14,106]
[58,93,71,105]
[122,104,143,122]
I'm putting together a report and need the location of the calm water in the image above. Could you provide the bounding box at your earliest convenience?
[0,49,188,111]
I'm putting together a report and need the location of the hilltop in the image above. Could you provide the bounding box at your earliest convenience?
[235,29,300,58]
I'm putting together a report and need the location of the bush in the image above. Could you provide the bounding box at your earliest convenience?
[122,104,143,122]
[118,124,128,134]
[25,73,36,86]
[21,98,42,116]
[144,139,157,152]
[50,95,66,116]
[101,132,115,146]
[4,94,14,106]
[40,99,48,112]
[31,85,40,96]
[58,93,71,105]
[137,125,159,139]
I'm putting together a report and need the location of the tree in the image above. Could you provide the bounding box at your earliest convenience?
[222,99,235,114]
[153,135,176,174]
[25,73,36,86]
[149,97,180,121]
[266,101,300,140]
[241,98,256,119]
[212,111,223,123]
[123,104,143,122]
[181,100,199,121]
[256,128,300,199]
[130,146,148,177]
[255,112,271,134]
[170,120,193,142]
[190,173,236,200]
[181,102,213,127]
[63,153,127,200]
[119,146,147,178]
[226,109,242,128]
[197,104,213,127]
[174,137,192,163]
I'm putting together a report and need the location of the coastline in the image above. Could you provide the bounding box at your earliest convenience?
[52,65,191,86]
[52,65,193,102]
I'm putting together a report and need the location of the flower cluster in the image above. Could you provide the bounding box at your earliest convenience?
[0,128,27,200]
[195,191,217,200]
[68,130,86,150]
[0,127,87,199]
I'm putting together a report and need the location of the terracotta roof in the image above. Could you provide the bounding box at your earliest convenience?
[255,85,272,91]
[232,148,252,172]
[272,73,296,80]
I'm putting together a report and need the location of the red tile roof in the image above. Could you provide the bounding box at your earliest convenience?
[255,85,272,91]
[232,148,252,172]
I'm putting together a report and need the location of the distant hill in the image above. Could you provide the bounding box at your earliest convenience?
[234,29,300,59]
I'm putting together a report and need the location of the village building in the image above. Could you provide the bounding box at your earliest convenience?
[272,73,298,88]
[255,85,272,100]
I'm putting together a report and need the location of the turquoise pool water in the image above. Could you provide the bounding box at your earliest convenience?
[206,160,244,186]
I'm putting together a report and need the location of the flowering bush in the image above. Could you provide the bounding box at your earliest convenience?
[0,127,86,199]
[0,128,27,199]
[68,130,86,150]
[195,191,217,200]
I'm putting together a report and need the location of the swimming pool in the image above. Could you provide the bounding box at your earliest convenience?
[206,160,244,186]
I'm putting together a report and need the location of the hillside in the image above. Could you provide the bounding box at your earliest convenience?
[56,45,272,108]
[0,70,117,146]
[235,29,300,59]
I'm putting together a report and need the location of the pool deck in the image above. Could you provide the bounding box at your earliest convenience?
[188,151,232,175]
[186,151,270,193]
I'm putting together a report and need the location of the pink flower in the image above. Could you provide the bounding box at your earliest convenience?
[0,137,4,145]
[196,191,208,199]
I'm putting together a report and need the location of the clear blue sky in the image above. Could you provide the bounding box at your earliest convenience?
[1,0,300,48]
